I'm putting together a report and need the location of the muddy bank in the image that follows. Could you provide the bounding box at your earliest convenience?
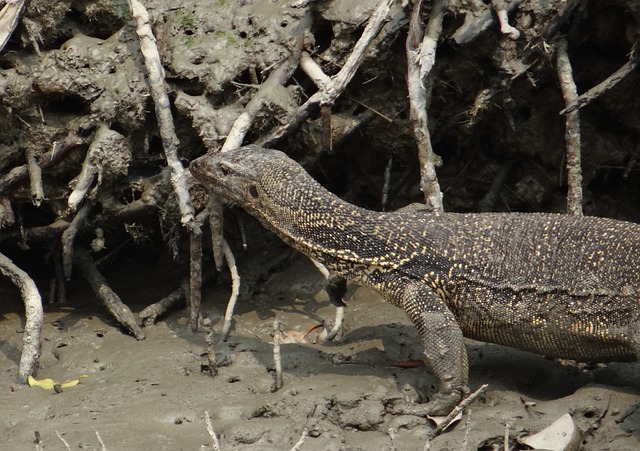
[1,252,639,449]
[2,0,640,449]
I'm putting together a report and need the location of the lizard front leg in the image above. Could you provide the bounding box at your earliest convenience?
[393,278,469,416]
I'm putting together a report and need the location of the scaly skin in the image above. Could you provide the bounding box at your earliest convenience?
[190,145,640,415]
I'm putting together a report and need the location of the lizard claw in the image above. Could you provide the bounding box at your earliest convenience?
[389,390,462,417]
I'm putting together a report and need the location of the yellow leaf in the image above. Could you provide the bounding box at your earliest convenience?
[61,375,88,389]
[28,374,88,390]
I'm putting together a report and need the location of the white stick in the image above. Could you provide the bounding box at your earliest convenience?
[129,0,194,227]
[204,411,222,451]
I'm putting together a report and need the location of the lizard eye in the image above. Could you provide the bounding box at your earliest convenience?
[248,185,259,198]
[219,163,231,176]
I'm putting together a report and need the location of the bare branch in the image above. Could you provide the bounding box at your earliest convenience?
[128,0,195,227]
[556,38,583,216]
[560,53,639,115]
[406,0,446,211]
[261,0,394,147]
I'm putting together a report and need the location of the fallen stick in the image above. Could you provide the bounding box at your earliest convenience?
[430,384,488,437]
[129,0,195,227]
[55,430,71,451]
[204,411,222,451]
[261,0,394,147]
[556,38,583,216]
[74,247,145,340]
[0,251,43,384]
[289,428,308,451]
[95,431,106,451]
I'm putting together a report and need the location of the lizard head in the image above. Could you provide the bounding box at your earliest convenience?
[189,145,310,224]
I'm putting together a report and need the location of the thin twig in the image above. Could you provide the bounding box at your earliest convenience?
[273,319,283,391]
[261,0,394,147]
[129,0,194,227]
[0,251,43,384]
[382,155,393,211]
[430,384,488,438]
[204,411,222,451]
[221,238,240,341]
[504,422,510,451]
[560,53,639,115]
[324,306,345,342]
[95,431,106,451]
[55,431,71,451]
[289,428,308,451]
[556,38,583,215]
[462,409,472,450]
[520,0,582,67]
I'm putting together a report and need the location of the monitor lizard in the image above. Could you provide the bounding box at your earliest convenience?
[190,144,640,415]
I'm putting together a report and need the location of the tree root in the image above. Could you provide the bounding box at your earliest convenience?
[74,247,145,340]
[0,251,43,384]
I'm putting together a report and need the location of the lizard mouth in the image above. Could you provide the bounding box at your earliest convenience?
[189,153,243,202]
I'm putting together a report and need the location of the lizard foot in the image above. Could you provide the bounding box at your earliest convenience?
[389,391,462,417]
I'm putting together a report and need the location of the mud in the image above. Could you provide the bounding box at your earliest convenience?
[3,0,640,449]
[2,250,640,450]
